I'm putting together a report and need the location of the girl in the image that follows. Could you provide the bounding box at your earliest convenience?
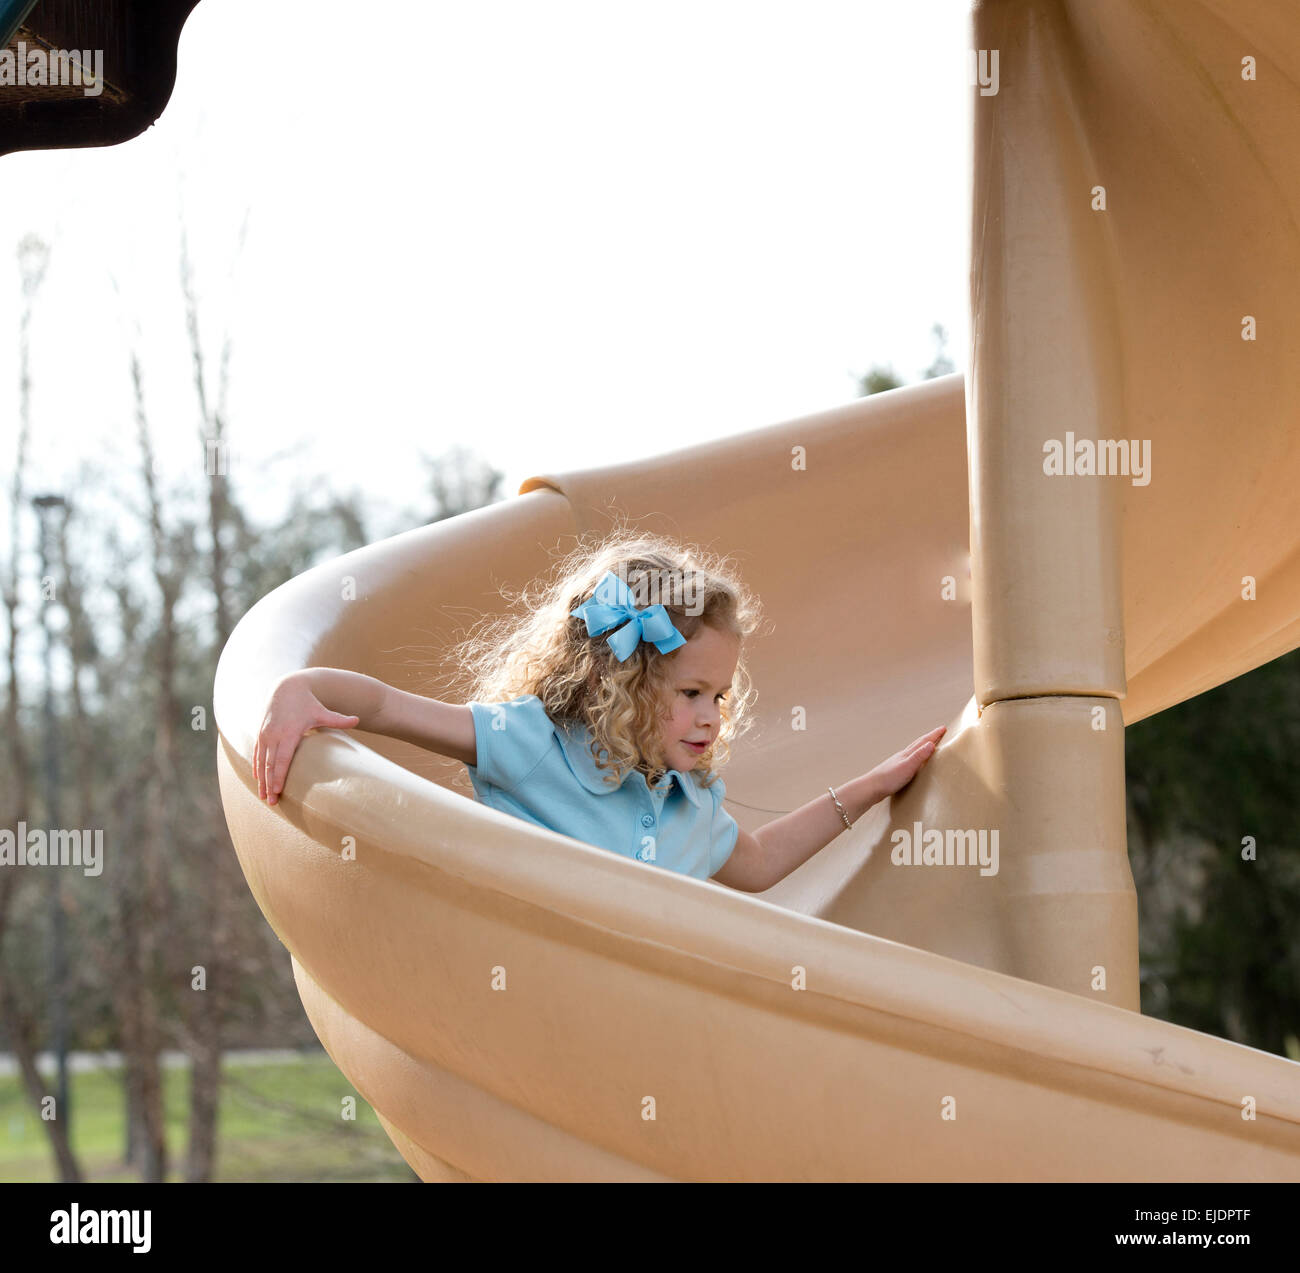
[253,532,944,892]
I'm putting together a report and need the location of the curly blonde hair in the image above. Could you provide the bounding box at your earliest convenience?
[442,529,764,791]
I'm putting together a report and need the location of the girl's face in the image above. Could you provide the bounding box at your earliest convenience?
[656,623,741,772]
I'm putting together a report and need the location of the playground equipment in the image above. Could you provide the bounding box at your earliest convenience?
[215,1,1300,1180]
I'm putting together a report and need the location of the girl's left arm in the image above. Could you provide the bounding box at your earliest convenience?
[713,725,945,892]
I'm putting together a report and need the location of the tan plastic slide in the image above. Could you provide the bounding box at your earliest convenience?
[215,0,1300,1180]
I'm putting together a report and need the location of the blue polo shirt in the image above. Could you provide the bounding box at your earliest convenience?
[465,694,739,880]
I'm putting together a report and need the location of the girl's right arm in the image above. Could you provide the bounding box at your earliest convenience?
[255,667,476,805]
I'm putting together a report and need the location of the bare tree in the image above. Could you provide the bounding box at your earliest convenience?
[114,352,175,1183]
[178,221,246,1182]
[0,233,83,1182]
[421,444,504,521]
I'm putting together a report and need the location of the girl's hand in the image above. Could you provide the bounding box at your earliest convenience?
[868,725,946,800]
[255,672,360,805]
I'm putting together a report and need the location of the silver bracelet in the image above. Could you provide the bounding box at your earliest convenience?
[828,785,853,830]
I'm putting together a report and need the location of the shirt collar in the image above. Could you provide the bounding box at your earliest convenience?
[555,718,702,808]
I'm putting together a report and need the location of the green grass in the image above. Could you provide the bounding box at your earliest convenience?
[0,1054,418,1182]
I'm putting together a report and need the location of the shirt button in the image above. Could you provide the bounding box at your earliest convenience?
[641,813,655,827]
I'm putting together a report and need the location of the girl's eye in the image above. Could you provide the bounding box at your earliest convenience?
[683,689,727,701]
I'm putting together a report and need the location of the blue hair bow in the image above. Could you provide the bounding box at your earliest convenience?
[569,570,687,662]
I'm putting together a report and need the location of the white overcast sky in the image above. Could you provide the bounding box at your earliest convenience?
[1,0,973,536]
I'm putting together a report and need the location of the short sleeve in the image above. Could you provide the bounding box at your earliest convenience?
[707,774,740,875]
[467,695,556,792]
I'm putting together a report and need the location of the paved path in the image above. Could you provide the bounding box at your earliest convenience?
[0,1048,316,1077]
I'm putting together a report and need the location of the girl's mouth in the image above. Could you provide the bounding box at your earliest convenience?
[684,740,708,753]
